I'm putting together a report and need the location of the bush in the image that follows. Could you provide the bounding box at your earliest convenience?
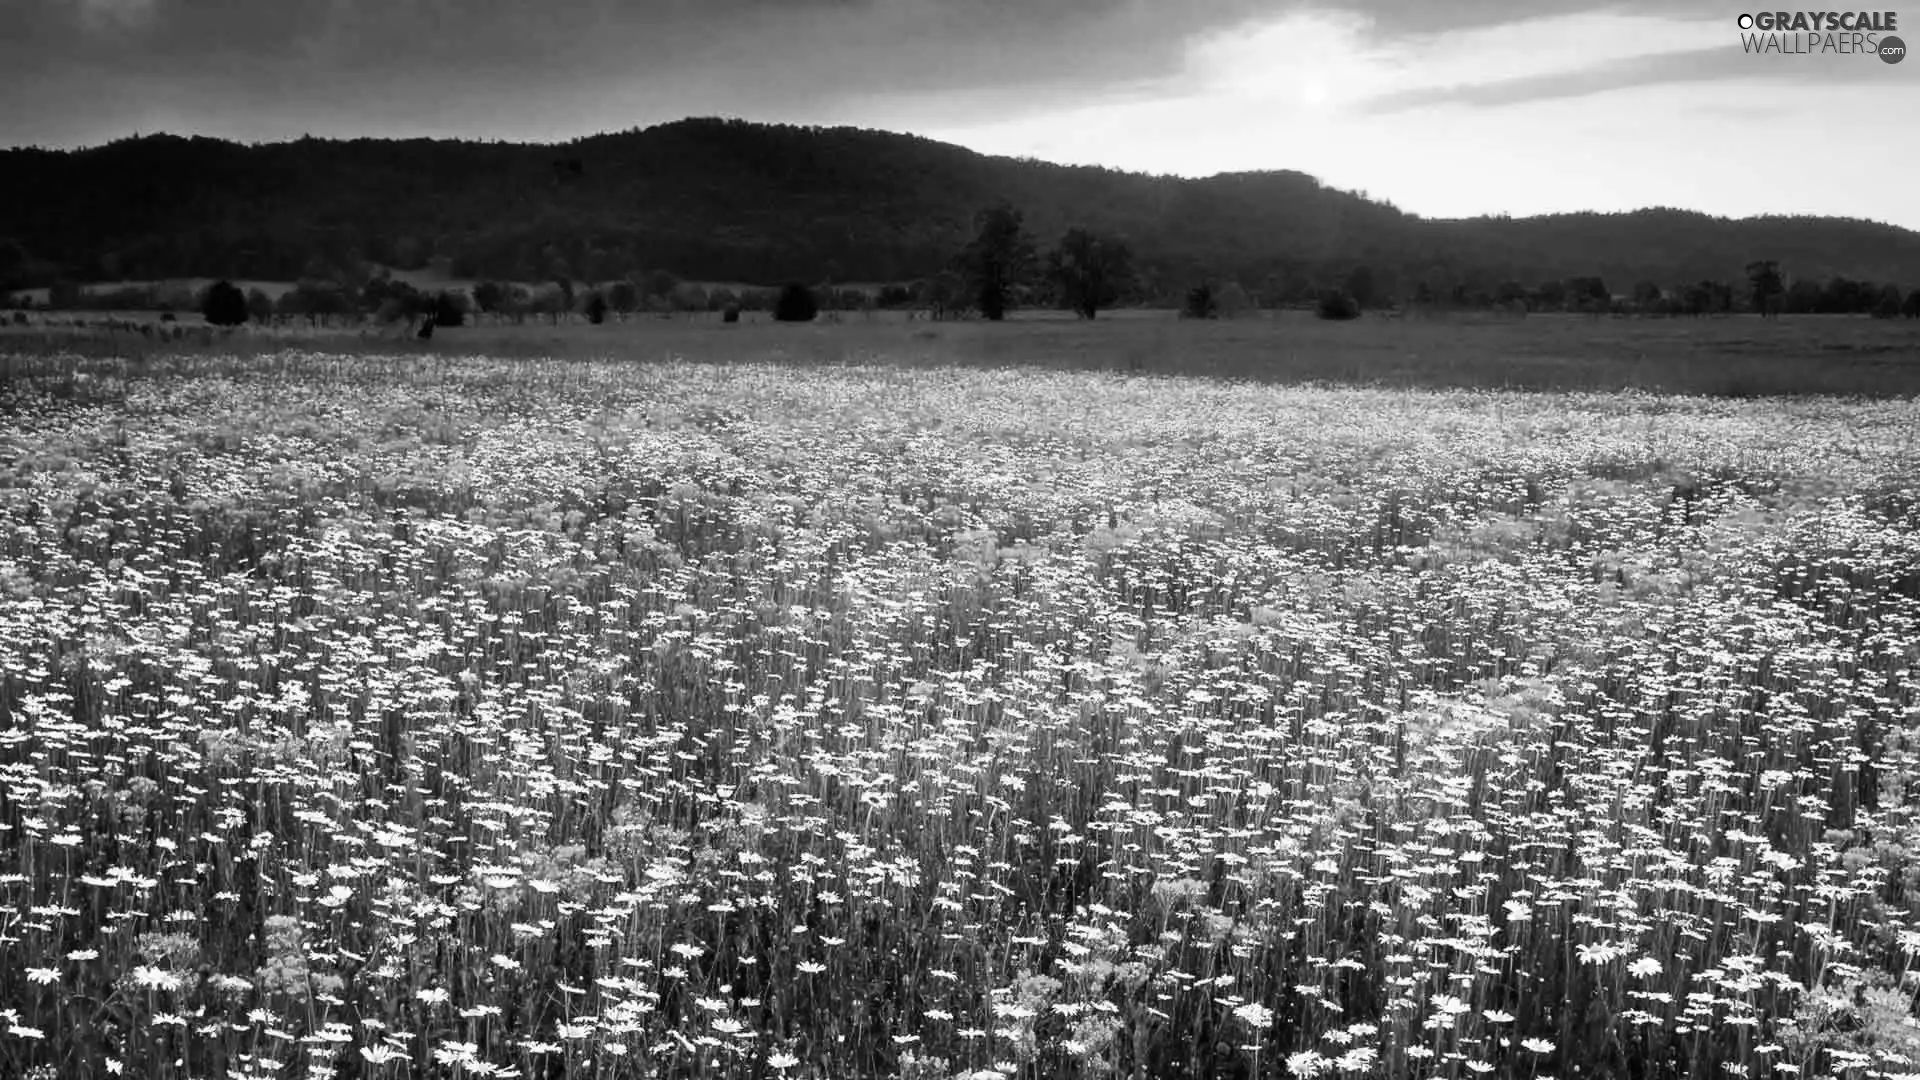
[583,291,609,325]
[722,304,741,324]
[432,291,467,328]
[201,280,248,326]
[1315,289,1361,320]
[1214,281,1253,318]
[773,282,818,322]
[1180,283,1217,320]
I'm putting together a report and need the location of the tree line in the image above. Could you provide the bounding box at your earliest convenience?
[16,207,1920,328]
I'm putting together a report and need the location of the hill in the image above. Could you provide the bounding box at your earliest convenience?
[4,117,1920,297]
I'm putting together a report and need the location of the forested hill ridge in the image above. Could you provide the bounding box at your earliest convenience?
[4,116,1920,296]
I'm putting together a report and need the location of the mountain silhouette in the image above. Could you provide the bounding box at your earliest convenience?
[3,117,1918,295]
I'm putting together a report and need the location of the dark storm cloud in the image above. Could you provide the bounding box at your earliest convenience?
[0,0,1278,146]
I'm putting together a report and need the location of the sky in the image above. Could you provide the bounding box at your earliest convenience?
[1,0,1914,228]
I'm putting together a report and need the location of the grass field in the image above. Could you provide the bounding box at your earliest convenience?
[6,309,1920,398]
[1,337,1918,1079]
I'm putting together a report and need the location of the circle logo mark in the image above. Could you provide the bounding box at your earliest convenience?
[1738,13,1755,28]
[1882,34,1907,62]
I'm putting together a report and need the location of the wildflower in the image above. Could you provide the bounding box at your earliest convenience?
[130,965,181,992]
[1287,1050,1328,1077]
[24,968,59,986]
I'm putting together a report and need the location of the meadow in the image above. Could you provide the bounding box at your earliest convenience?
[1,337,1919,1080]
[6,307,1920,398]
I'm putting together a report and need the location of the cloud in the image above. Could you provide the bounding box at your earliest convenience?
[68,0,156,32]
[1360,39,1905,113]
[1284,0,1728,38]
[0,0,1291,145]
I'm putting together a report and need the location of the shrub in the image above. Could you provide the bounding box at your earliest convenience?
[431,290,467,328]
[1315,289,1361,320]
[1215,281,1253,318]
[201,280,248,326]
[583,291,609,325]
[1181,283,1217,320]
[773,282,818,322]
[722,303,741,324]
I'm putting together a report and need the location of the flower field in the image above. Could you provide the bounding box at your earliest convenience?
[3,349,1919,1079]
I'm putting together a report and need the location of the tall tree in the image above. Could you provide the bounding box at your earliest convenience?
[1746,260,1784,317]
[958,203,1036,322]
[1046,228,1134,319]
[201,280,247,326]
[1344,265,1378,309]
[607,280,639,320]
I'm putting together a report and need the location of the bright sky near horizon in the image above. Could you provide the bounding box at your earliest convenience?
[2,0,1913,227]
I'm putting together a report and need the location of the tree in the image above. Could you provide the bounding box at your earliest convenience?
[245,288,275,323]
[1785,278,1824,314]
[1344,265,1378,310]
[1315,289,1360,320]
[1565,276,1609,315]
[432,290,466,328]
[1534,279,1567,311]
[470,281,508,319]
[1181,283,1218,319]
[668,282,710,314]
[277,279,354,326]
[1746,260,1784,317]
[773,282,818,322]
[644,270,680,301]
[49,280,83,310]
[1872,284,1903,319]
[1904,289,1920,319]
[583,291,609,324]
[607,280,639,320]
[201,279,248,326]
[0,239,29,292]
[1214,281,1253,318]
[529,288,568,325]
[1046,227,1133,319]
[958,202,1036,321]
[921,271,967,321]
